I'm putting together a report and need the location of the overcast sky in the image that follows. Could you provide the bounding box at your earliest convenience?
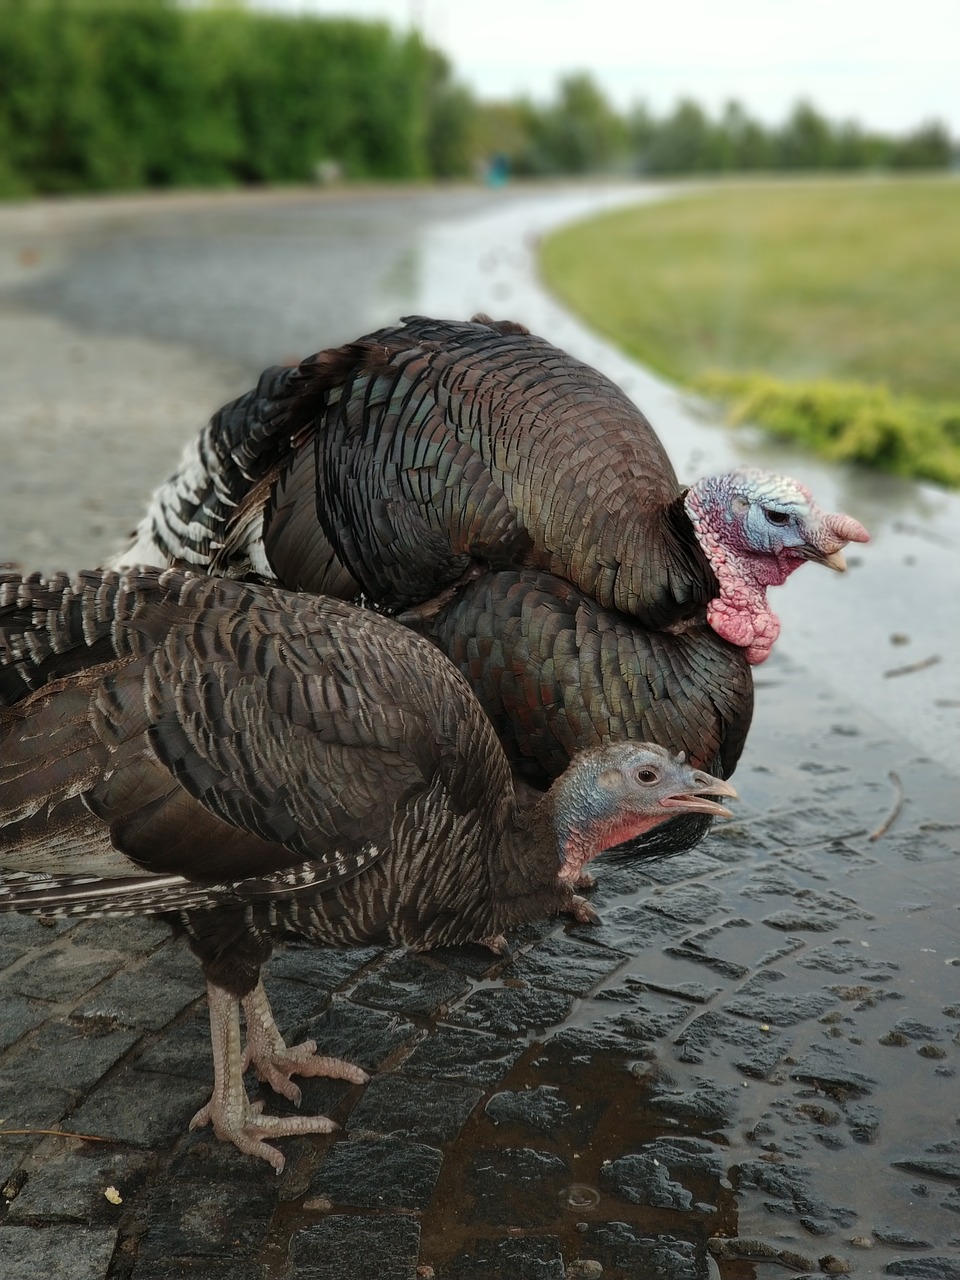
[254,0,958,134]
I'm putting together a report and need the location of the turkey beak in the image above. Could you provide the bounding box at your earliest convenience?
[802,510,870,572]
[818,547,848,573]
[660,774,737,819]
[808,547,855,573]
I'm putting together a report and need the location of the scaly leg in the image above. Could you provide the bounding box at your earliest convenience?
[189,981,355,1173]
[242,978,369,1105]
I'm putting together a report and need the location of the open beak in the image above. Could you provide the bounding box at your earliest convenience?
[659,775,738,820]
[799,545,848,573]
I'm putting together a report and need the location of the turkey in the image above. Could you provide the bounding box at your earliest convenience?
[0,566,736,1170]
[112,314,869,666]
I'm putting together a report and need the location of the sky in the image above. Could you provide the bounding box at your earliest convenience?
[253,0,959,135]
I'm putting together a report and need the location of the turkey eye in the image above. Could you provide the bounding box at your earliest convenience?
[636,768,659,784]
[763,507,791,526]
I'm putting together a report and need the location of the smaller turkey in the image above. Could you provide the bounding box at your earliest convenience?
[0,567,736,1170]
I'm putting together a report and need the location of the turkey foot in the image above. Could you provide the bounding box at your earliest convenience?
[189,1091,339,1174]
[197,980,364,1172]
[566,894,600,925]
[242,979,369,1106]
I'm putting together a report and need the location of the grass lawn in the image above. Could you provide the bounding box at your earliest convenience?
[540,176,960,486]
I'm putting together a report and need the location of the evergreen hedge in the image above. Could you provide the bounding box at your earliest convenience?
[0,0,460,195]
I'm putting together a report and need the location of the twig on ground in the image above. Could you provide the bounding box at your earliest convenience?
[869,771,904,842]
[883,654,941,678]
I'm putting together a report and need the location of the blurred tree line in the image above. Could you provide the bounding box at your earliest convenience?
[492,74,955,178]
[0,1,954,197]
[0,0,466,194]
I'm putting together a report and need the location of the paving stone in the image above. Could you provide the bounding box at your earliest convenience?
[703,819,782,865]
[298,999,418,1073]
[2,1019,138,1094]
[643,883,725,924]
[590,987,694,1043]
[736,1159,857,1231]
[0,915,75,946]
[893,1147,960,1183]
[267,943,384,989]
[0,1079,77,1146]
[845,1102,882,1144]
[7,943,122,1003]
[464,1146,569,1228]
[674,1009,793,1079]
[130,1262,269,1280]
[248,976,331,1037]
[789,1041,879,1100]
[725,969,836,1026]
[578,1222,706,1279]
[0,1225,118,1280]
[69,917,169,955]
[636,847,729,883]
[283,1072,356,1122]
[68,1069,210,1148]
[347,1071,482,1143]
[306,1134,442,1210]
[630,975,722,1004]
[762,907,847,931]
[73,967,200,1031]
[584,901,689,950]
[140,943,205,985]
[5,1145,154,1222]
[503,936,628,996]
[873,1223,936,1248]
[165,1128,292,1183]
[350,952,469,1017]
[131,1010,212,1081]
[422,942,503,980]
[485,1085,571,1136]
[600,1137,726,1211]
[663,917,759,979]
[647,1078,742,1130]
[288,1214,420,1280]
[136,1177,279,1260]
[489,1069,613,1146]
[446,986,573,1036]
[884,1262,960,1279]
[0,994,51,1052]
[436,1235,565,1279]
[539,1025,645,1066]
[402,1026,524,1087]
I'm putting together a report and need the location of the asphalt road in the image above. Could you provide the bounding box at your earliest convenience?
[0,182,958,1280]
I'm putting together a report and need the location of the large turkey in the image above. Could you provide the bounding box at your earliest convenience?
[111,314,868,848]
[0,566,735,1169]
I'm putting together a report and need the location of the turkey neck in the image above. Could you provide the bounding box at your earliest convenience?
[494,794,566,926]
[600,493,718,630]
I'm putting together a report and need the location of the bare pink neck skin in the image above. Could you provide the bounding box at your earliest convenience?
[557,812,665,885]
[684,485,809,665]
[694,526,801,664]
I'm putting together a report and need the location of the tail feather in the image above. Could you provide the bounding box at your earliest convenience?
[0,871,228,917]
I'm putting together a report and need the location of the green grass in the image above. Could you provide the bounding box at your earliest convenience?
[540,176,960,486]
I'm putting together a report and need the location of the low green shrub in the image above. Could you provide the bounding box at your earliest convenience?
[696,371,960,488]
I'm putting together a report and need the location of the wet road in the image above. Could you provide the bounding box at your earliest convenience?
[0,183,958,1280]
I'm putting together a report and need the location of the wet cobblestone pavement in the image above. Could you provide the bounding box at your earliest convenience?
[1,186,959,1278]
